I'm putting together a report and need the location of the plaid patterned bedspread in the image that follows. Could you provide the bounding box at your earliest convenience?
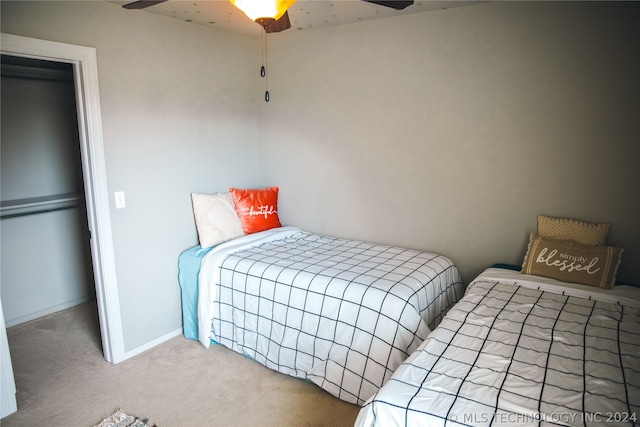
[197,227,463,405]
[356,268,640,426]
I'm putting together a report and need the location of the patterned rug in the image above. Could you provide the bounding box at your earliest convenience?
[94,409,156,427]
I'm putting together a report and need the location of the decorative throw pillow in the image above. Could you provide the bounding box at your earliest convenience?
[521,233,623,289]
[191,192,245,248]
[230,186,282,234]
[537,214,609,246]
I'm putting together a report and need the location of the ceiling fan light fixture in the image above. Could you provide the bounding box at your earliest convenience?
[255,17,276,29]
[229,0,296,27]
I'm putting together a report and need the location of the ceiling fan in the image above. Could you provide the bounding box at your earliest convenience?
[122,0,414,33]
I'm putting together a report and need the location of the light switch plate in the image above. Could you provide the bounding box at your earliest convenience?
[114,191,126,209]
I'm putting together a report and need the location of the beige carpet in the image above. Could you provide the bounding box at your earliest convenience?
[2,301,360,426]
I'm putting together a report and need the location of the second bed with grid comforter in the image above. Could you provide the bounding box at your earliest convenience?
[355,267,640,426]
[187,226,463,405]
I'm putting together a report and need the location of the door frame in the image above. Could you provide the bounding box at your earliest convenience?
[1,33,125,363]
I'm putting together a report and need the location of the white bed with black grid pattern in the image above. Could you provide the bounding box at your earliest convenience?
[195,226,463,405]
[355,267,640,426]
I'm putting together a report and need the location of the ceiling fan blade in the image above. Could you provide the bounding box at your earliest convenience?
[265,10,292,33]
[362,0,414,10]
[122,0,167,10]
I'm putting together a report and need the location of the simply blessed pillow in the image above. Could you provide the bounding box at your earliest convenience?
[522,233,623,289]
[230,187,282,234]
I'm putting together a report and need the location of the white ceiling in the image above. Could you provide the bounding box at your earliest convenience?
[112,0,482,37]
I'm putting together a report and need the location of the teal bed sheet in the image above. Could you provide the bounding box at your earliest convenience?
[178,245,213,340]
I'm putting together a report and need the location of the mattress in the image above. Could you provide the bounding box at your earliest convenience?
[355,267,640,426]
[179,226,463,405]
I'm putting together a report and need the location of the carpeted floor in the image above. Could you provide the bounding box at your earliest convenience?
[2,301,360,426]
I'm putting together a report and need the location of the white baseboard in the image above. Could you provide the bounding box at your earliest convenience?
[4,296,93,328]
[120,328,183,362]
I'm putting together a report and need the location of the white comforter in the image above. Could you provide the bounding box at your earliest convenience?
[197,227,463,404]
[356,268,640,426]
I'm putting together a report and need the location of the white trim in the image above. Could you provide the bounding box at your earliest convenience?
[1,33,125,363]
[1,300,18,418]
[3,296,93,329]
[122,328,183,360]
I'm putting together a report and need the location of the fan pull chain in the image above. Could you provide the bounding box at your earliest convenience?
[261,31,269,102]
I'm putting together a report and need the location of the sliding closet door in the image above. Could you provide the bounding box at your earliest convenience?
[0,55,94,327]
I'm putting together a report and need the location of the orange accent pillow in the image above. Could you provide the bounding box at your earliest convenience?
[230,187,282,234]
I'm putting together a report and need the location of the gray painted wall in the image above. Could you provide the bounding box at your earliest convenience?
[1,1,261,352]
[261,1,640,285]
[1,1,638,355]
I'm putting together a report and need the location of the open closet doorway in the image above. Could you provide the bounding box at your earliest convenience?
[1,55,95,327]
[0,33,124,364]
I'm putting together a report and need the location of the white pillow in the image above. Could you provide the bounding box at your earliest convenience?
[191,192,244,248]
